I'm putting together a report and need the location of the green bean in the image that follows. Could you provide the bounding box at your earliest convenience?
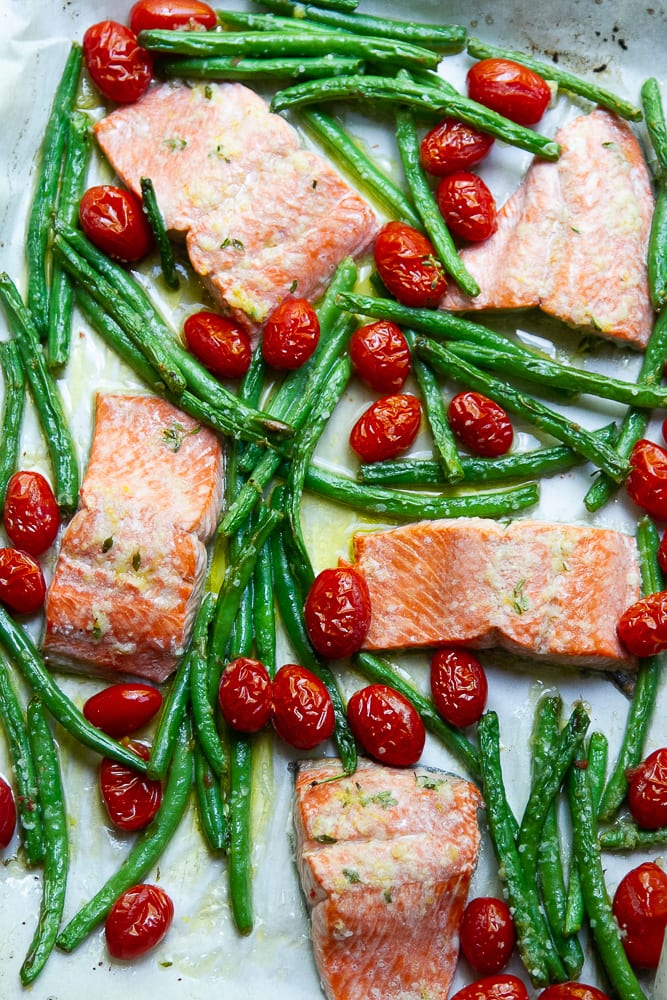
[642,79,667,311]
[227,731,253,934]
[642,78,667,173]
[140,177,179,290]
[599,819,667,851]
[194,739,227,852]
[253,536,276,676]
[467,37,642,121]
[302,0,359,11]
[26,43,82,338]
[20,699,68,985]
[160,54,365,79]
[0,660,44,865]
[404,330,463,483]
[217,9,342,32]
[0,341,26,511]
[57,715,193,952]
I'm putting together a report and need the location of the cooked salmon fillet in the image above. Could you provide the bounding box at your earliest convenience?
[441,110,654,348]
[94,81,378,333]
[294,758,482,1000]
[353,517,640,669]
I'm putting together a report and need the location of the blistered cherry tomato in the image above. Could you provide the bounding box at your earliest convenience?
[129,0,217,33]
[0,548,46,614]
[436,171,497,243]
[100,741,162,832]
[617,590,667,657]
[262,298,320,370]
[304,566,371,660]
[430,648,488,728]
[612,861,667,968]
[350,393,422,463]
[79,185,154,263]
[448,391,513,457]
[449,973,529,1000]
[83,21,153,104]
[218,657,272,733]
[3,471,59,556]
[349,321,411,393]
[347,684,425,767]
[460,897,516,975]
[420,118,495,177]
[374,221,447,308]
[538,985,611,1000]
[467,58,551,126]
[271,664,335,750]
[626,439,667,519]
[183,311,251,379]
[105,883,174,960]
[83,683,162,739]
[0,776,17,849]
[627,748,667,829]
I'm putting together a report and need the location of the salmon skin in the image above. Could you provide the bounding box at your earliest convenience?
[353,517,640,670]
[94,81,378,335]
[44,394,223,683]
[294,758,482,1000]
[440,110,654,348]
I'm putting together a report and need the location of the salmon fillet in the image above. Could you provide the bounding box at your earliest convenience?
[294,758,482,1000]
[353,517,640,669]
[441,110,654,348]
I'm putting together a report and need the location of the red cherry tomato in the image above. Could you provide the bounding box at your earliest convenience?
[467,58,551,126]
[79,185,154,263]
[262,298,320,370]
[347,684,425,767]
[0,776,17,849]
[183,311,251,379]
[350,393,422,463]
[612,861,667,968]
[349,321,411,393]
[105,883,174,960]
[420,118,495,177]
[627,748,667,829]
[129,0,217,33]
[82,21,153,104]
[304,566,371,660]
[617,590,667,657]
[538,985,611,1000]
[626,439,667,519]
[100,741,162,832]
[218,657,272,733]
[3,471,59,556]
[460,896,516,975]
[436,171,497,243]
[374,221,447,308]
[448,391,513,457]
[430,648,488,728]
[0,548,46,614]
[450,974,529,1000]
[83,683,163,739]
[271,664,335,750]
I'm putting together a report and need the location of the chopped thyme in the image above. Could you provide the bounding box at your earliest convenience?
[290,279,298,293]
[314,834,337,844]
[383,889,392,903]
[101,536,113,553]
[164,137,187,151]
[204,85,213,100]
[90,619,102,640]
[162,421,201,453]
[131,551,142,571]
[220,237,245,251]
[512,579,529,614]
[312,179,318,189]
[212,144,231,162]
[342,868,361,883]
[415,774,444,791]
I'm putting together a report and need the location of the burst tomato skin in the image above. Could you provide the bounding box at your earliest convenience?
[271,664,335,750]
[183,311,251,379]
[262,298,320,370]
[100,741,162,832]
[537,985,611,1000]
[617,590,667,657]
[0,776,16,849]
[436,171,498,242]
[83,683,163,739]
[0,548,46,615]
[627,748,667,829]
[460,897,516,975]
[374,221,447,308]
[449,973,529,1000]
[467,58,551,126]
[218,657,272,733]
[448,391,513,457]
[430,648,488,728]
[83,21,153,104]
[79,185,154,262]
[347,684,425,767]
[349,321,411,393]
[420,118,495,177]
[350,393,422,463]
[3,471,60,556]
[105,883,174,960]
[612,861,667,968]
[626,439,667,519]
[304,567,371,659]
[129,0,217,33]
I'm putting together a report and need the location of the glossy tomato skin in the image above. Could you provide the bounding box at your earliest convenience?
[0,776,16,849]
[271,664,335,750]
[627,748,667,829]
[0,548,46,614]
[612,861,667,968]
[450,974,529,1000]
[304,566,371,659]
[349,321,411,393]
[374,221,447,308]
[129,0,217,33]
[448,391,513,457]
[183,311,251,379]
[617,591,667,657]
[626,439,667,519]
[83,683,163,739]
[3,471,59,556]
[347,684,425,767]
[83,21,153,104]
[537,985,611,1000]
[467,58,551,126]
[100,741,162,832]
[350,393,422,463]
[79,185,154,263]
[460,897,516,975]
[420,118,495,177]
[436,171,498,242]
[218,657,272,733]
[262,298,320,370]
[105,883,174,960]
[430,648,488,728]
